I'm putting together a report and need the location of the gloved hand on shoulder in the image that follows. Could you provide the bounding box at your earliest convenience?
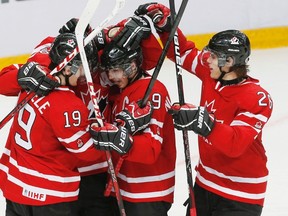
[168,103,215,137]
[17,62,60,96]
[114,15,151,50]
[135,2,172,32]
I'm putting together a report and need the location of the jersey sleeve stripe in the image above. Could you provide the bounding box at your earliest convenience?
[143,128,163,143]
[230,120,261,133]
[239,112,268,122]
[66,138,94,153]
[58,126,89,143]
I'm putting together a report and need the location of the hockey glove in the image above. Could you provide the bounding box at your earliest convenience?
[168,103,215,137]
[90,123,133,155]
[17,62,60,96]
[114,15,151,50]
[115,100,153,135]
[135,2,172,32]
[59,18,109,51]
[58,18,93,35]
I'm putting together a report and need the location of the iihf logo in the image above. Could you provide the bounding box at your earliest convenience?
[230,36,240,45]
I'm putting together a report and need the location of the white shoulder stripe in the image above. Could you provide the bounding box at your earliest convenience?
[191,50,201,73]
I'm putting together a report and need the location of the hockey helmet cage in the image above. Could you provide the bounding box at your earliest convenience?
[101,42,143,71]
[49,33,98,71]
[207,30,250,67]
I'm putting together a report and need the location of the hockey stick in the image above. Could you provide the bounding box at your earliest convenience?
[75,0,126,215]
[140,0,189,107]
[169,1,196,215]
[104,0,189,199]
[104,154,124,197]
[0,0,126,130]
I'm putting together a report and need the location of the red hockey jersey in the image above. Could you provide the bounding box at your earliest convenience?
[0,29,163,176]
[106,77,176,203]
[0,37,110,177]
[0,87,105,205]
[160,30,273,206]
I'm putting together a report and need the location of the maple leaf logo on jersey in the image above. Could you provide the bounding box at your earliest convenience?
[80,89,108,119]
[255,121,263,129]
[77,139,84,148]
[205,99,224,124]
[204,100,217,113]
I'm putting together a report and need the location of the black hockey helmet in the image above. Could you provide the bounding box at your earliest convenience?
[206,30,250,67]
[100,42,143,76]
[49,33,98,72]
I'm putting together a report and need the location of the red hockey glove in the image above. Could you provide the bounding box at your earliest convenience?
[95,15,151,52]
[114,15,151,50]
[135,2,172,32]
[168,103,215,137]
[90,123,133,155]
[115,100,154,135]
[17,62,60,96]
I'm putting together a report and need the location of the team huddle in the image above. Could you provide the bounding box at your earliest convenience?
[0,2,273,216]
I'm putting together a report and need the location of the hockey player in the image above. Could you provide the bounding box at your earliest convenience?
[89,38,176,216]
[0,27,116,216]
[0,32,135,216]
[136,3,272,216]
[0,16,158,216]
[136,3,273,216]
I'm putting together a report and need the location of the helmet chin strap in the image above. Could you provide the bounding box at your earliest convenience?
[217,56,236,81]
[217,66,231,81]
[63,73,73,87]
[217,66,246,86]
